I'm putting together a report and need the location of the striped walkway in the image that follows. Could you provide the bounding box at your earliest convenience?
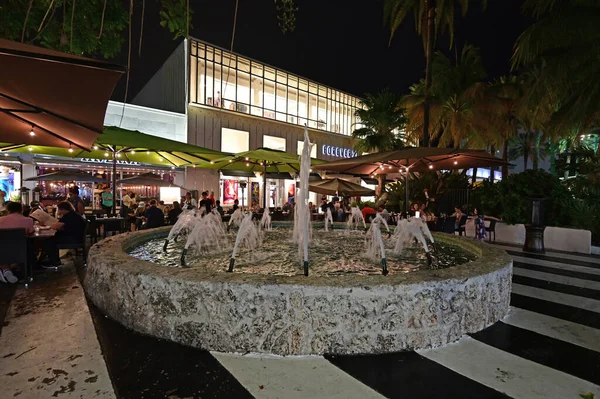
[1,244,599,398]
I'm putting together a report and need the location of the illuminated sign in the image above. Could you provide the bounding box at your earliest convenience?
[80,158,142,166]
[322,145,358,158]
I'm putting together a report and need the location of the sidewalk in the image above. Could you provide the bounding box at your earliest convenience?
[0,264,115,398]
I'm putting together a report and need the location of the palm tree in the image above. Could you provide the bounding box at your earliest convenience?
[352,88,407,195]
[507,131,546,170]
[402,45,486,149]
[384,0,487,147]
[513,0,600,136]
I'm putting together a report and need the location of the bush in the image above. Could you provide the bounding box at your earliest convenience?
[473,170,573,226]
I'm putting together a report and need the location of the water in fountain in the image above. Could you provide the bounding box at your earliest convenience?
[180,211,230,266]
[227,208,244,231]
[228,212,262,272]
[293,126,312,275]
[365,214,388,275]
[260,209,271,231]
[391,218,432,256]
[324,207,333,231]
[163,209,201,251]
[347,207,366,231]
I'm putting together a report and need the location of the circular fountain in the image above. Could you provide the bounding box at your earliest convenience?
[84,130,511,355]
[84,217,511,356]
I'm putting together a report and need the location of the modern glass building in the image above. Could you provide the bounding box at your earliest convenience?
[189,39,364,136]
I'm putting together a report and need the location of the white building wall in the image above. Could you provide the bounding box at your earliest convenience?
[104,101,187,143]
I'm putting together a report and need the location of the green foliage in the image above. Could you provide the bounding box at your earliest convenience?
[473,169,574,227]
[0,0,128,59]
[159,0,193,40]
[352,88,407,153]
[274,0,298,34]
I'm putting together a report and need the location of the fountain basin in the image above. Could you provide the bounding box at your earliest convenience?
[84,226,512,355]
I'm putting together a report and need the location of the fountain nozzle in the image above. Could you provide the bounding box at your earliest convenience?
[228,258,235,272]
[180,249,187,267]
[163,239,169,252]
[303,261,309,276]
[381,258,388,276]
[426,251,433,267]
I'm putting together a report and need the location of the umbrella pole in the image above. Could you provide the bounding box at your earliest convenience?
[112,150,117,216]
[405,170,409,215]
[263,162,267,210]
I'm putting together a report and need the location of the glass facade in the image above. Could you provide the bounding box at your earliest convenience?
[189,39,364,136]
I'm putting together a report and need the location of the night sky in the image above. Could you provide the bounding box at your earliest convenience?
[113,0,530,101]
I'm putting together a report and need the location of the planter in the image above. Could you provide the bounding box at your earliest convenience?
[523,225,546,253]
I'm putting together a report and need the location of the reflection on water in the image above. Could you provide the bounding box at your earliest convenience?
[129,228,476,276]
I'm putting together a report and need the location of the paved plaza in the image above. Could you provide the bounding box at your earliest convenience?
[0,244,599,399]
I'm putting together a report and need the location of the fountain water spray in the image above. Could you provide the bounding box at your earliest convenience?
[228,212,262,272]
[347,207,366,231]
[259,210,271,231]
[180,211,229,266]
[227,208,244,232]
[391,218,435,266]
[324,207,333,231]
[365,214,389,275]
[294,126,312,276]
[163,209,201,252]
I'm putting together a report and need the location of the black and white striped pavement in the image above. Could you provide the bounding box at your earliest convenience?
[84,243,600,399]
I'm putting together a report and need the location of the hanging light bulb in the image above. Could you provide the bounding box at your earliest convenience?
[29,127,35,136]
[117,153,121,158]
[158,157,163,161]
[245,157,249,161]
[131,150,135,154]
[453,160,457,165]
[146,151,150,155]
[246,163,250,167]
[210,161,214,164]
[93,145,98,150]
[428,165,433,169]
[104,152,109,157]
[28,147,33,151]
[228,159,232,163]
[68,144,74,153]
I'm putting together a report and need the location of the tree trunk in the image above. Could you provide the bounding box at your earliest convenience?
[524,149,528,170]
[490,144,496,183]
[21,0,34,42]
[532,131,540,170]
[502,139,509,178]
[422,0,436,148]
[376,173,386,198]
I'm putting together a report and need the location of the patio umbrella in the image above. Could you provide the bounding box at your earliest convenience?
[313,147,511,211]
[196,147,325,208]
[25,169,107,183]
[1,126,227,213]
[116,172,181,187]
[0,39,124,150]
[308,178,375,197]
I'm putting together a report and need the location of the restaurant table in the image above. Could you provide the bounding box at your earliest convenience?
[95,217,126,237]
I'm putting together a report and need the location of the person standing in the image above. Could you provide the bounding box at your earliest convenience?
[101,186,113,215]
[209,190,216,207]
[199,191,213,214]
[184,192,197,209]
[68,187,85,216]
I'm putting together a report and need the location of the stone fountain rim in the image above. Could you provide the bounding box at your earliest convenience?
[88,225,511,288]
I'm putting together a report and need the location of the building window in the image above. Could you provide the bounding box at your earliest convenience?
[263,135,286,151]
[190,39,364,136]
[221,128,249,153]
[297,141,317,158]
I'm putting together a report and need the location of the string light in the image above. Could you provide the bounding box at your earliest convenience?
[428,165,433,169]
[131,150,135,154]
[68,144,73,153]
[453,161,457,165]
[246,163,250,167]
[93,145,98,150]
[146,151,150,155]
[29,127,35,136]
[117,153,121,158]
[104,152,109,157]
[28,147,33,151]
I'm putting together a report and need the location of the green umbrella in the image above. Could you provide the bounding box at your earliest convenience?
[196,147,325,208]
[1,126,228,213]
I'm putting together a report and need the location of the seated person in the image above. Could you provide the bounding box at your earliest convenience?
[377,205,390,222]
[168,201,183,225]
[198,191,213,214]
[215,200,224,216]
[142,199,165,229]
[361,204,376,222]
[43,201,87,267]
[0,201,34,235]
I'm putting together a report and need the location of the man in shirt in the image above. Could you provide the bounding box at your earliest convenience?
[0,201,34,235]
[43,201,87,266]
[199,191,213,214]
[101,186,113,215]
[361,204,377,222]
[142,199,165,229]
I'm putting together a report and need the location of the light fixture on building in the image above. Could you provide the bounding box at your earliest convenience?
[228,159,232,163]
[117,153,121,158]
[245,157,249,161]
[453,160,457,165]
[158,157,163,161]
[246,163,250,167]
[210,161,214,164]
[29,127,35,136]
[146,151,150,155]
[104,152,109,157]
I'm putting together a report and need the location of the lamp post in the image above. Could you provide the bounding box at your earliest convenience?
[523,196,546,253]
[239,180,247,209]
